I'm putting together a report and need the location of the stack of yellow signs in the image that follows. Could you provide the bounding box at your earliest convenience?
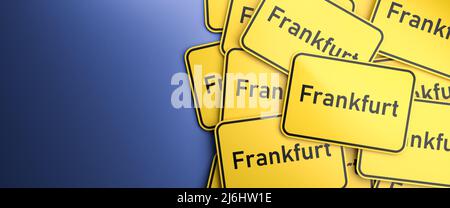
[185,0,450,188]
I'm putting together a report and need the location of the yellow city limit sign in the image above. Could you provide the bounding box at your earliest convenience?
[184,42,223,131]
[282,53,416,153]
[215,115,348,188]
[241,0,383,74]
[358,99,450,188]
[219,0,379,54]
[370,0,450,79]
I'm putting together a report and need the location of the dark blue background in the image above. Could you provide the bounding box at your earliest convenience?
[0,0,219,187]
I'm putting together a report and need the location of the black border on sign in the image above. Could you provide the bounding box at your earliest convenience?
[414,99,450,106]
[206,154,218,188]
[204,0,224,33]
[218,48,239,122]
[240,0,384,74]
[358,99,450,188]
[184,42,221,131]
[220,0,235,54]
[215,115,348,188]
[373,57,393,63]
[371,0,450,79]
[281,53,416,153]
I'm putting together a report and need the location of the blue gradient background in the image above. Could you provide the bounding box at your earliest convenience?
[0,0,219,187]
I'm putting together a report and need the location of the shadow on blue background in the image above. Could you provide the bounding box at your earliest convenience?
[0,0,219,187]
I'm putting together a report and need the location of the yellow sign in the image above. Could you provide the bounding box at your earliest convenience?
[375,181,426,188]
[241,0,383,73]
[358,99,450,188]
[220,0,260,54]
[221,49,286,121]
[219,50,370,188]
[370,0,450,79]
[354,0,378,20]
[215,116,348,188]
[282,53,415,153]
[344,149,377,188]
[204,0,229,33]
[374,56,392,63]
[207,155,222,188]
[376,59,450,105]
[332,0,377,20]
[184,42,223,131]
